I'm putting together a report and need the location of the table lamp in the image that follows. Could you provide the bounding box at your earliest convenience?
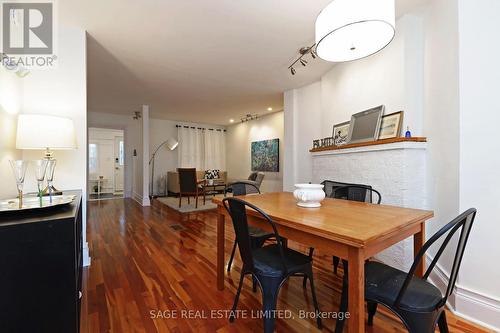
[16,114,77,195]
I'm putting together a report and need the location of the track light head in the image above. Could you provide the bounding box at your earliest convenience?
[311,51,317,59]
[300,59,308,66]
[290,67,296,75]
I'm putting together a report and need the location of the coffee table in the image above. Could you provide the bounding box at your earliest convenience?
[200,181,226,204]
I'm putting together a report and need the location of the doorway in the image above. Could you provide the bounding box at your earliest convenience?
[88,128,125,200]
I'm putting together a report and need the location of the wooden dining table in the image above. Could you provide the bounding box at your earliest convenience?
[212,192,434,333]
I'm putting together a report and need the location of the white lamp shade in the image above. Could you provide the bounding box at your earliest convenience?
[16,114,77,150]
[166,138,179,151]
[315,0,395,62]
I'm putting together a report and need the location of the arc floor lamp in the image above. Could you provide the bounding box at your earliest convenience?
[149,138,179,199]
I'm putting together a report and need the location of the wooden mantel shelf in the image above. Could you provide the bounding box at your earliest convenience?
[309,137,427,153]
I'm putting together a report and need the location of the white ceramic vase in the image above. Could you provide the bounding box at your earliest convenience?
[293,184,325,208]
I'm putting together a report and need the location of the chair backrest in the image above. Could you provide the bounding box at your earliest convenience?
[321,180,365,198]
[222,197,287,273]
[254,172,265,187]
[331,185,382,204]
[248,172,258,181]
[177,168,197,193]
[394,208,477,309]
[224,182,261,196]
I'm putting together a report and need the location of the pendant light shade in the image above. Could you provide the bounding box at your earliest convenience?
[315,0,395,62]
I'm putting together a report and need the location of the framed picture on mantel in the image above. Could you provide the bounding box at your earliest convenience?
[379,111,404,140]
[332,121,350,146]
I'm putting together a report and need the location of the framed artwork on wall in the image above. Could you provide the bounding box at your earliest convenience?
[251,139,279,172]
[332,121,350,146]
[378,111,404,139]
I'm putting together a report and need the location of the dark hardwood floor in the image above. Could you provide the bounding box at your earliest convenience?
[81,198,490,333]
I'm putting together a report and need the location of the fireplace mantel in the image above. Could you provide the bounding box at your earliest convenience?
[311,137,428,270]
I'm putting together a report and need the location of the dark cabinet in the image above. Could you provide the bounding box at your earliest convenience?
[0,191,83,333]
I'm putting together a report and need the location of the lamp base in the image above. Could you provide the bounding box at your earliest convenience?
[42,184,63,196]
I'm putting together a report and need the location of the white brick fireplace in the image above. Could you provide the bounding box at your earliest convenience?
[311,141,428,270]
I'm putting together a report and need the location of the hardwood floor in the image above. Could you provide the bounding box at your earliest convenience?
[81,198,490,333]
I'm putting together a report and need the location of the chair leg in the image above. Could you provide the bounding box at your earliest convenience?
[195,192,198,208]
[367,301,378,326]
[188,196,190,204]
[438,311,449,333]
[303,248,314,289]
[335,260,349,333]
[229,271,246,323]
[179,193,182,207]
[259,276,282,333]
[307,267,323,329]
[227,240,237,272]
[333,256,340,275]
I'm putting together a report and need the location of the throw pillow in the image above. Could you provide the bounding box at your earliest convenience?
[205,169,220,180]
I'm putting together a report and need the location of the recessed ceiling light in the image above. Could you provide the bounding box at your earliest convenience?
[267,107,273,111]
[229,119,234,123]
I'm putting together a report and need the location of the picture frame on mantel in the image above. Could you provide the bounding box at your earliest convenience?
[379,111,404,140]
[332,120,350,146]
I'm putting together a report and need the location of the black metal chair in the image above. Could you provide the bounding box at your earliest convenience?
[334,208,477,333]
[223,197,322,333]
[305,183,382,283]
[225,182,274,275]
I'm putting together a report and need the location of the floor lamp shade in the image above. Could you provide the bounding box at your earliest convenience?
[315,0,395,62]
[16,114,77,151]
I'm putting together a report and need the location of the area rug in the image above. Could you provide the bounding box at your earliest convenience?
[156,195,223,213]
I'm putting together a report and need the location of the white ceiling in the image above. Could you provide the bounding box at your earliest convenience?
[60,0,428,125]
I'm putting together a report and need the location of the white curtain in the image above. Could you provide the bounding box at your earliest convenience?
[204,129,226,170]
[177,126,205,169]
[177,126,226,171]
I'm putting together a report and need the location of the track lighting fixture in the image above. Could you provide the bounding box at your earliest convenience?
[240,114,259,123]
[288,43,317,76]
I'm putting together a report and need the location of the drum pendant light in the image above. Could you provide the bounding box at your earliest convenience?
[315,0,395,62]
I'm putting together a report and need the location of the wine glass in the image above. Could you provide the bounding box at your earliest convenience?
[9,160,28,208]
[33,160,48,206]
[46,159,56,203]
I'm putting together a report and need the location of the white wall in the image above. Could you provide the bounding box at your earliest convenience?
[226,111,284,193]
[456,0,500,328]
[0,68,22,199]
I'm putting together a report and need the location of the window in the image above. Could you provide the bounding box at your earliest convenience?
[118,140,124,166]
[89,143,98,174]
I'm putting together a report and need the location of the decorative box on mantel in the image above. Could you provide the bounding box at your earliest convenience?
[310,137,428,271]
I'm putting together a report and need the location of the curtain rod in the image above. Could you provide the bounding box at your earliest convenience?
[176,124,226,132]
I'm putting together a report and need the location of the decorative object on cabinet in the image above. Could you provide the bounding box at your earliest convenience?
[8,160,28,208]
[379,111,404,139]
[332,120,351,146]
[16,114,77,195]
[347,105,384,144]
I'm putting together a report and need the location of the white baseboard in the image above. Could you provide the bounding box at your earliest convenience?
[132,192,150,206]
[82,242,91,267]
[426,255,500,331]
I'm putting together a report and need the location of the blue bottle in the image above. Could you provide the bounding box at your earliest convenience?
[405,126,411,138]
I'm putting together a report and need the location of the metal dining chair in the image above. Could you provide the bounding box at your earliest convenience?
[225,182,272,274]
[223,197,322,333]
[334,208,477,333]
[305,183,382,287]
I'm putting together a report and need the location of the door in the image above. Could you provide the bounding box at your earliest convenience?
[114,136,124,193]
